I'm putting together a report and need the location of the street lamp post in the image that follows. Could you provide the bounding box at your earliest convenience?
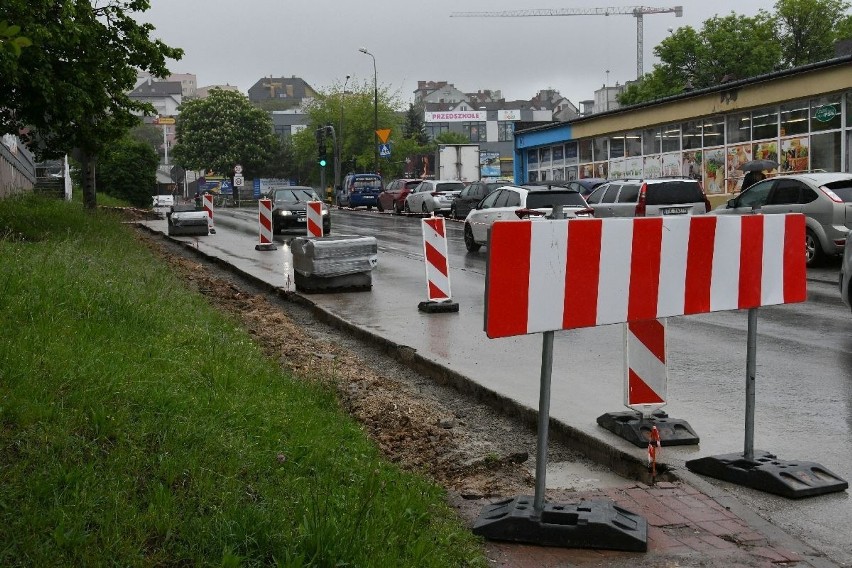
[336,74,350,200]
[358,47,378,173]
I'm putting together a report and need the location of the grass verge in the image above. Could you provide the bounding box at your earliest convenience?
[0,194,486,567]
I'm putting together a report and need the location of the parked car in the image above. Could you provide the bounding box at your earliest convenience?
[586,177,711,219]
[404,179,466,215]
[710,172,852,267]
[563,177,607,198]
[841,229,852,312]
[377,178,421,214]
[450,179,513,220]
[463,184,593,252]
[337,173,383,209]
[268,186,331,235]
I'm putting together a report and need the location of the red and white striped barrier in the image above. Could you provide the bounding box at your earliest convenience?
[255,198,276,251]
[203,193,215,233]
[306,201,324,238]
[625,318,667,414]
[421,216,451,302]
[485,215,807,338]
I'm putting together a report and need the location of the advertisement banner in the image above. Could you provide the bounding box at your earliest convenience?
[480,151,500,177]
[253,178,293,198]
[497,109,520,121]
[425,111,486,122]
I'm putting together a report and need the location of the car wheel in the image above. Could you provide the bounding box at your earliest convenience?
[422,202,429,214]
[450,205,457,220]
[366,205,373,211]
[404,201,411,214]
[805,229,826,268]
[464,223,481,252]
[377,201,384,212]
[393,201,402,215]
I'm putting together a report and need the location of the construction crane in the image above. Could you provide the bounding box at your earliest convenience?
[450,6,683,80]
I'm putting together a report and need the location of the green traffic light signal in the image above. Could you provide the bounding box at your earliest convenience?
[318,158,327,167]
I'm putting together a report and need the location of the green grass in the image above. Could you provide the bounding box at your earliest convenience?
[0,194,486,567]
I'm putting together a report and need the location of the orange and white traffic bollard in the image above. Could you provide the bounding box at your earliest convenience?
[202,193,216,234]
[306,201,324,238]
[418,214,458,313]
[255,198,277,251]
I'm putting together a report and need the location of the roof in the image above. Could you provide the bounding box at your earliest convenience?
[247,77,316,101]
[516,53,852,136]
[130,80,182,97]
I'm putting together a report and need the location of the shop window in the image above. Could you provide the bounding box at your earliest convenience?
[810,95,842,132]
[682,120,702,150]
[528,170,538,182]
[593,137,608,161]
[498,121,514,142]
[425,123,449,140]
[643,127,661,155]
[662,124,680,153]
[811,131,841,172]
[579,139,593,163]
[751,107,778,140]
[565,141,578,164]
[552,145,564,165]
[609,134,625,159]
[847,92,852,127]
[528,149,539,167]
[727,111,751,144]
[703,116,725,148]
[463,122,486,142]
[780,100,809,137]
[540,147,552,167]
[625,131,642,157]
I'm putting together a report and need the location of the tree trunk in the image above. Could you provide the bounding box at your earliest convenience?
[80,150,97,210]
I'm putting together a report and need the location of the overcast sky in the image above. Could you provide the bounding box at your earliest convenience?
[138,1,809,107]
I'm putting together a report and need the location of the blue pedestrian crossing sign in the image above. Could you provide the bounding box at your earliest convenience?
[379,143,391,158]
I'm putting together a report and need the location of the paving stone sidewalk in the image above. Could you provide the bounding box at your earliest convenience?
[453,481,817,567]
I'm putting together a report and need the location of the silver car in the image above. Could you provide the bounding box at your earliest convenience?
[841,229,852,311]
[404,180,465,215]
[710,172,852,267]
[586,177,711,218]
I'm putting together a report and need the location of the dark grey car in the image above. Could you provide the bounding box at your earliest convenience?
[450,179,512,220]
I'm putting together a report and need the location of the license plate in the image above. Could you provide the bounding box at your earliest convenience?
[663,207,688,215]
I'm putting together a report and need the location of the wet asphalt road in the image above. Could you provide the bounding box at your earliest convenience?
[158,207,852,565]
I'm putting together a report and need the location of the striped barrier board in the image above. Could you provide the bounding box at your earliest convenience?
[485,215,807,338]
[255,198,276,251]
[625,318,667,413]
[422,216,451,301]
[307,201,324,238]
[202,193,215,233]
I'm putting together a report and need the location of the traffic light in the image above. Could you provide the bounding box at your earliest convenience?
[316,127,327,167]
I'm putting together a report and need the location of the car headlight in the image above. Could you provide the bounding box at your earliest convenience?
[276,210,292,216]
[321,209,329,216]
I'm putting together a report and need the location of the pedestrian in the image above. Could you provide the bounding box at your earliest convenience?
[741,170,765,191]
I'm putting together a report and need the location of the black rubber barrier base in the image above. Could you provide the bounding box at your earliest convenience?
[254,243,278,251]
[294,271,371,293]
[597,410,700,448]
[472,496,647,552]
[685,450,848,499]
[418,300,459,313]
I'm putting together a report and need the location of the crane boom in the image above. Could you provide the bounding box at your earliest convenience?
[450,5,683,79]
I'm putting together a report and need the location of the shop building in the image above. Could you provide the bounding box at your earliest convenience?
[514,54,852,195]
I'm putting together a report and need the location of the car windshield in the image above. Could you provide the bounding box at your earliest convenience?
[273,189,318,203]
[525,191,587,208]
[824,180,852,202]
[645,181,705,205]
[435,182,465,192]
[404,181,421,189]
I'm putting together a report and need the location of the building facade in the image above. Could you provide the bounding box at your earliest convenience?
[514,55,852,192]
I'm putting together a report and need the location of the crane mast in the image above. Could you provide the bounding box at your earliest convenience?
[450,6,683,79]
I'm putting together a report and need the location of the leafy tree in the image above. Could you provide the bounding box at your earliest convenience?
[0,20,31,56]
[775,0,852,66]
[172,89,277,178]
[0,1,182,209]
[256,136,298,180]
[97,136,159,207]
[434,131,471,145]
[129,123,165,158]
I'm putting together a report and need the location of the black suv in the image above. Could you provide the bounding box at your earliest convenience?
[585,177,711,218]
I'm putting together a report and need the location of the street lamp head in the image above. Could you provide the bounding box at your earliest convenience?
[345,74,351,81]
[358,47,368,54]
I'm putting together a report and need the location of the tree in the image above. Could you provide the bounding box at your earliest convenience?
[0,1,182,209]
[0,20,31,56]
[129,123,165,158]
[172,89,277,178]
[434,131,470,145]
[255,136,298,180]
[775,0,852,66]
[404,103,429,146]
[96,135,159,207]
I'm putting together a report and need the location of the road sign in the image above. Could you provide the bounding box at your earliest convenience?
[379,143,391,158]
[234,164,243,174]
[376,128,391,143]
[153,116,175,125]
[234,174,244,187]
